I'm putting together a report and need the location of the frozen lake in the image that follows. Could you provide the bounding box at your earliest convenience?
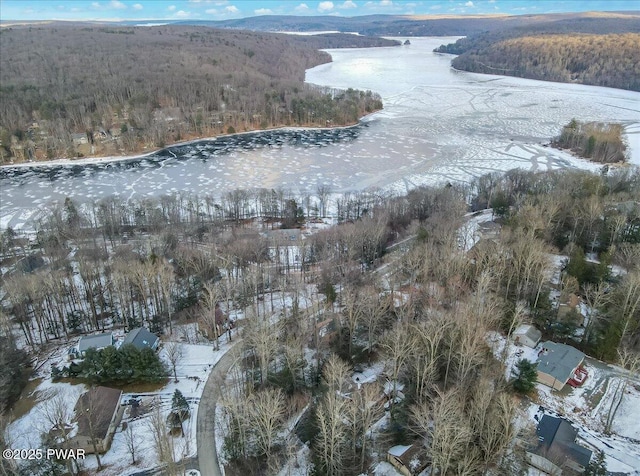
[1,37,639,229]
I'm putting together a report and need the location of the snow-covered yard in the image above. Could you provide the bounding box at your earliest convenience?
[612,387,640,440]
[86,337,235,475]
[5,324,235,476]
[7,380,86,450]
[490,331,640,475]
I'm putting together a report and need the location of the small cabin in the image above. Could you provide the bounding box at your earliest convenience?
[387,444,428,476]
[513,324,542,348]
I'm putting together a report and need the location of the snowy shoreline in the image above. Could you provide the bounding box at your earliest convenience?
[0,119,374,171]
[3,38,639,231]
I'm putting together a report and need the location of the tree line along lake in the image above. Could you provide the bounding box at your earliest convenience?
[1,37,638,230]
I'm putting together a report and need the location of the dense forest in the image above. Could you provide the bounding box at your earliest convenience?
[1,167,639,474]
[0,24,394,164]
[2,10,640,474]
[435,16,640,91]
[553,119,628,163]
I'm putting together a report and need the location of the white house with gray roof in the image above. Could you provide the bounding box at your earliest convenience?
[71,332,114,358]
[536,341,585,391]
[514,324,542,348]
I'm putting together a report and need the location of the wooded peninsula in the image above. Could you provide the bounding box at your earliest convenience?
[435,14,640,91]
[0,23,395,164]
[553,119,628,164]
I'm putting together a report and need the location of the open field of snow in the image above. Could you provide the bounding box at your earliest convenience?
[613,387,640,440]
[2,37,638,230]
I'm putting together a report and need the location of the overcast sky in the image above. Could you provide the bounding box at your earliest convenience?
[1,0,637,22]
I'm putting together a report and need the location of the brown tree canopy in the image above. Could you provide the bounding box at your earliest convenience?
[0,23,391,163]
[450,33,640,91]
[435,15,640,91]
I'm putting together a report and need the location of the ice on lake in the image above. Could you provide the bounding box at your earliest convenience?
[1,37,639,229]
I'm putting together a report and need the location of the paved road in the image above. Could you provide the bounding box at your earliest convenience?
[196,342,242,476]
[193,232,420,475]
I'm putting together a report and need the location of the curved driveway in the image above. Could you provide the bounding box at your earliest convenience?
[196,343,241,476]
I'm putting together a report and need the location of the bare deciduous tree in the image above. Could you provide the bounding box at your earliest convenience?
[480,393,518,471]
[340,286,365,359]
[165,341,183,383]
[411,387,473,476]
[380,323,414,408]
[146,398,182,474]
[243,311,283,385]
[316,390,348,476]
[410,317,448,403]
[38,390,79,475]
[605,346,640,433]
[582,282,609,343]
[247,388,285,464]
[361,287,392,361]
[345,382,384,473]
[616,271,640,344]
[123,421,140,465]
[316,184,332,218]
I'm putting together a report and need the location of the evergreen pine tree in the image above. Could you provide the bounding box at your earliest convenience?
[171,389,190,421]
[168,389,190,436]
[566,246,589,284]
[105,346,121,383]
[512,358,538,393]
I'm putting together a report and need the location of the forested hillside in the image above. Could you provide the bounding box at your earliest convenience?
[2,168,639,474]
[0,24,394,164]
[435,16,640,91]
[179,11,640,37]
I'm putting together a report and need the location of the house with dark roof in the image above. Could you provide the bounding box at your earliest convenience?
[122,327,160,351]
[536,341,585,391]
[68,386,124,454]
[526,415,592,475]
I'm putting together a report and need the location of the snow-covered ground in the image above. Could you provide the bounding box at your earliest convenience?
[3,37,638,230]
[4,270,327,474]
[352,361,386,388]
[84,337,234,475]
[276,445,313,476]
[612,388,640,440]
[486,331,541,381]
[5,323,236,476]
[458,208,496,251]
[492,331,640,475]
[6,380,86,451]
[373,461,405,475]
